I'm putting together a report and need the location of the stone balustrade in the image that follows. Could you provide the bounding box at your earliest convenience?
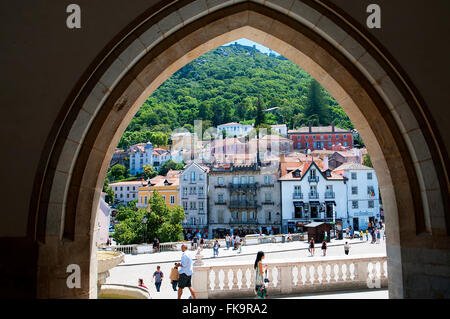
[192,255,387,298]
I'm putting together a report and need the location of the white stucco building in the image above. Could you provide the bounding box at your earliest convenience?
[217,122,253,137]
[108,180,144,204]
[271,124,287,137]
[333,162,380,230]
[279,160,346,234]
[179,162,210,234]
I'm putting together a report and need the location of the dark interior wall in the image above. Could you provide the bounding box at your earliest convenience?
[328,0,450,162]
[0,0,159,237]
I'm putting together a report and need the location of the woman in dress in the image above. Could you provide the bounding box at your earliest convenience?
[254,251,268,299]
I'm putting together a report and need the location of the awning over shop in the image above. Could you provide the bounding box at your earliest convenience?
[309,201,321,206]
[294,201,305,207]
[325,201,336,206]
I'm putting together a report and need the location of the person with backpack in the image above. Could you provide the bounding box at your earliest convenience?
[169,263,179,291]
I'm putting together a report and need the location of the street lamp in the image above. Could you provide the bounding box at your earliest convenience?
[142,215,148,244]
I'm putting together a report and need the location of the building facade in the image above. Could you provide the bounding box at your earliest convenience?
[129,142,171,175]
[217,122,253,137]
[179,163,209,234]
[288,124,353,151]
[109,180,143,205]
[137,170,180,211]
[333,163,380,231]
[207,163,281,238]
[279,161,346,234]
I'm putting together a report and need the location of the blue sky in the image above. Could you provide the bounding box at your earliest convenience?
[223,38,280,56]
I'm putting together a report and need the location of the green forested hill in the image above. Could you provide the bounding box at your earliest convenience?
[118,43,353,149]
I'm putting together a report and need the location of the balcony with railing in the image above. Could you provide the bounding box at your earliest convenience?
[228,182,259,190]
[229,219,259,225]
[293,193,303,199]
[325,191,335,199]
[262,200,275,205]
[308,176,319,182]
[308,191,319,199]
[215,200,227,205]
[229,200,258,209]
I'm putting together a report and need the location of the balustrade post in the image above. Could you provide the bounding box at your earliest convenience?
[279,265,292,294]
[192,266,210,299]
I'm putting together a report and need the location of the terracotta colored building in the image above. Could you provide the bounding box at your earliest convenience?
[288,124,353,151]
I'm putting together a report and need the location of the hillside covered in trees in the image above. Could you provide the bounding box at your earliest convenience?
[118,43,353,149]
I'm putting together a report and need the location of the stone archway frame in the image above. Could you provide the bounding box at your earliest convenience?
[36,0,448,298]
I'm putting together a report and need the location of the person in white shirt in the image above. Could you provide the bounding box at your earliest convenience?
[177,244,197,299]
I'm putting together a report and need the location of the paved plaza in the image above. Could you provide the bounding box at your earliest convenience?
[107,238,387,299]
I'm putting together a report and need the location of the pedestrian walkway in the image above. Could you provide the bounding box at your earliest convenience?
[118,237,371,267]
[107,239,387,299]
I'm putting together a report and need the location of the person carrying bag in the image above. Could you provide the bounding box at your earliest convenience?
[254,251,268,299]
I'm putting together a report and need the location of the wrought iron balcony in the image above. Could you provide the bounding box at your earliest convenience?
[215,201,226,205]
[325,191,335,199]
[308,192,319,199]
[308,176,319,182]
[229,219,259,225]
[293,193,303,199]
[228,182,259,190]
[229,200,258,209]
[262,201,274,205]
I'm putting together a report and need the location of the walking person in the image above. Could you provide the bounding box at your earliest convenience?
[213,240,220,257]
[193,235,198,250]
[324,231,328,242]
[360,230,364,241]
[254,251,268,299]
[225,234,230,250]
[321,240,327,256]
[153,266,164,292]
[231,235,235,250]
[239,236,243,254]
[177,244,197,299]
[376,228,381,244]
[309,238,315,256]
[200,237,204,250]
[344,241,350,255]
[170,263,180,291]
[235,235,240,253]
[366,229,369,242]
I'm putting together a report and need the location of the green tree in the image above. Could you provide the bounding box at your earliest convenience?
[304,79,331,125]
[363,154,373,168]
[143,164,158,180]
[254,96,266,127]
[150,132,168,147]
[108,164,128,181]
[102,179,115,205]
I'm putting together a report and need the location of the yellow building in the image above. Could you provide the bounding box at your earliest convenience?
[137,170,180,211]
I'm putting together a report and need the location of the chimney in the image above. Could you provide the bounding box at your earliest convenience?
[308,122,312,133]
[323,156,329,171]
[332,121,335,133]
